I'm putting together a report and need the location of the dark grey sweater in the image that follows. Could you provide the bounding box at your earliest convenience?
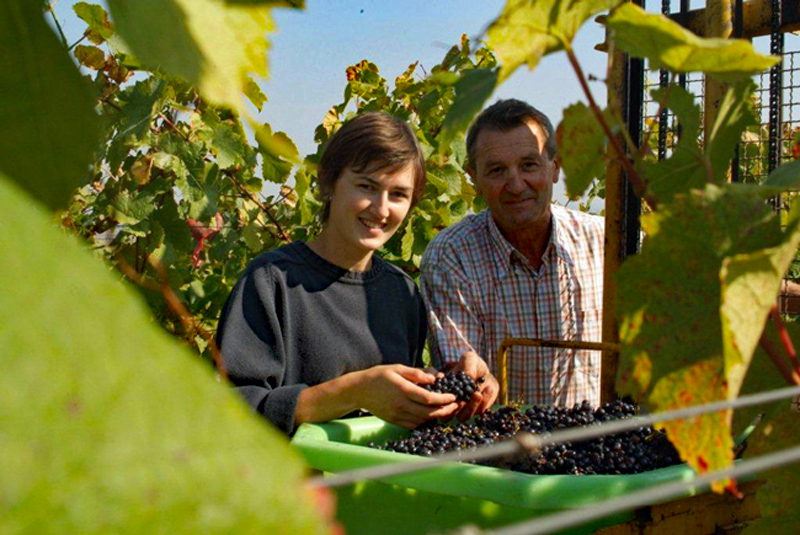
[216,241,427,433]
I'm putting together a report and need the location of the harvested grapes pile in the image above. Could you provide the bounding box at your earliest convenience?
[369,400,682,475]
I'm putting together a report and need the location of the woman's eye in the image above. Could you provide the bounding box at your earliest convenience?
[358,183,375,191]
[391,191,409,200]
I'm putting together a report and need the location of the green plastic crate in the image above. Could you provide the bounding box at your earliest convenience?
[292,416,707,535]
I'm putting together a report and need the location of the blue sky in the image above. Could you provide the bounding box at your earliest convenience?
[52,0,609,204]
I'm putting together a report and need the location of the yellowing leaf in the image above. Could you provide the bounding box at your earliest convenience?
[487,0,620,82]
[108,0,276,112]
[74,44,106,69]
[607,3,779,83]
[617,184,800,482]
[558,102,609,199]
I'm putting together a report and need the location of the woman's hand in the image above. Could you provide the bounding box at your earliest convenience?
[355,365,461,429]
[449,351,499,422]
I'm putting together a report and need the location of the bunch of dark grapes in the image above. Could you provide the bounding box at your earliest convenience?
[368,400,682,476]
[423,371,482,402]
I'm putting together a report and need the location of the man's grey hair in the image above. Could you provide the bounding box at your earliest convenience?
[466,98,557,170]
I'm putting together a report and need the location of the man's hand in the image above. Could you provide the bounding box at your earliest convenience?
[356,365,461,429]
[450,351,499,421]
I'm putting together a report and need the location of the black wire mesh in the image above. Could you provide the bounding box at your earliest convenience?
[642,26,800,312]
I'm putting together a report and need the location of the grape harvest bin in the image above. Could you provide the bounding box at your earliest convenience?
[292,416,759,534]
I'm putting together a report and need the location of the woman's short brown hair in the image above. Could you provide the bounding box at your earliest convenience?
[317,111,426,222]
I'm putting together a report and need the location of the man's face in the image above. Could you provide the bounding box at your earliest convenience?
[470,120,559,238]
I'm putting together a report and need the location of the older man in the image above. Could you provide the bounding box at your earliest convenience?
[421,99,605,417]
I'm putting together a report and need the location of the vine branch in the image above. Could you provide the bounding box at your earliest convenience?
[229,172,292,242]
[565,45,658,208]
[46,2,70,49]
[115,254,228,381]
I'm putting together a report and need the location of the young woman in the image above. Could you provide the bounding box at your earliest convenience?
[216,112,460,434]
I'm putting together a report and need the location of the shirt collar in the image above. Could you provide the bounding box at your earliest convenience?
[485,206,573,273]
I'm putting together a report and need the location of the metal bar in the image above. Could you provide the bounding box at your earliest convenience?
[308,385,800,489]
[497,338,621,405]
[658,0,671,161]
[670,0,800,38]
[601,0,643,404]
[731,0,744,182]
[769,0,784,211]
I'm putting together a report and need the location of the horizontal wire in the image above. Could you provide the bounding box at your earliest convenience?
[482,443,800,535]
[310,385,800,489]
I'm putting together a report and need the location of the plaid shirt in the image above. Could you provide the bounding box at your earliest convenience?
[420,205,605,406]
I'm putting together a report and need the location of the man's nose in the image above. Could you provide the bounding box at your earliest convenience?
[505,167,527,194]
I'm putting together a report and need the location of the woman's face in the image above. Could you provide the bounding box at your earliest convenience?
[325,161,416,259]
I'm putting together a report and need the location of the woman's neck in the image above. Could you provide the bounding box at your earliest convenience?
[307,230,374,272]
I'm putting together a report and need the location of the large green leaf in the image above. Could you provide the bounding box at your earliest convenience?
[107,0,275,111]
[735,324,800,534]
[607,3,779,83]
[558,102,608,199]
[438,68,498,153]
[0,0,101,210]
[617,184,800,480]
[0,175,328,533]
[487,0,620,82]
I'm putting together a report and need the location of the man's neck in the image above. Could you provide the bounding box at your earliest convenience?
[495,213,553,271]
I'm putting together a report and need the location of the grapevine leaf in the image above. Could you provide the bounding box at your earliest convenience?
[617,184,800,481]
[0,0,101,210]
[735,326,800,532]
[706,81,759,182]
[438,68,498,151]
[762,158,800,189]
[196,109,252,169]
[108,78,172,170]
[645,81,757,202]
[558,102,608,199]
[244,75,268,111]
[0,176,329,534]
[607,3,779,83]
[643,84,705,202]
[74,44,106,69]
[224,0,305,7]
[487,0,620,82]
[401,223,414,261]
[107,0,275,112]
[73,2,114,44]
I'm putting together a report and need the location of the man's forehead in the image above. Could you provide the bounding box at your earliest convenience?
[475,120,548,159]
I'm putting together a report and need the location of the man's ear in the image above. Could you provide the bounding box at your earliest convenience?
[552,156,561,184]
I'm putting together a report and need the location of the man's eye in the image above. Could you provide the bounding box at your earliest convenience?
[358,183,375,191]
[522,161,539,171]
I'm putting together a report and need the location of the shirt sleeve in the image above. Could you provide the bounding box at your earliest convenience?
[420,253,484,370]
[216,266,307,434]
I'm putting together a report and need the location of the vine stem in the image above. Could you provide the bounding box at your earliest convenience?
[758,331,800,386]
[46,2,70,49]
[770,305,800,371]
[564,45,657,208]
[228,172,292,242]
[115,254,228,381]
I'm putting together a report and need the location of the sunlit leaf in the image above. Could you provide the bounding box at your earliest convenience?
[487,0,620,81]
[0,0,101,210]
[244,76,268,111]
[107,0,275,111]
[607,3,779,83]
[74,44,106,69]
[558,102,608,199]
[0,176,329,534]
[617,184,800,481]
[73,2,114,44]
